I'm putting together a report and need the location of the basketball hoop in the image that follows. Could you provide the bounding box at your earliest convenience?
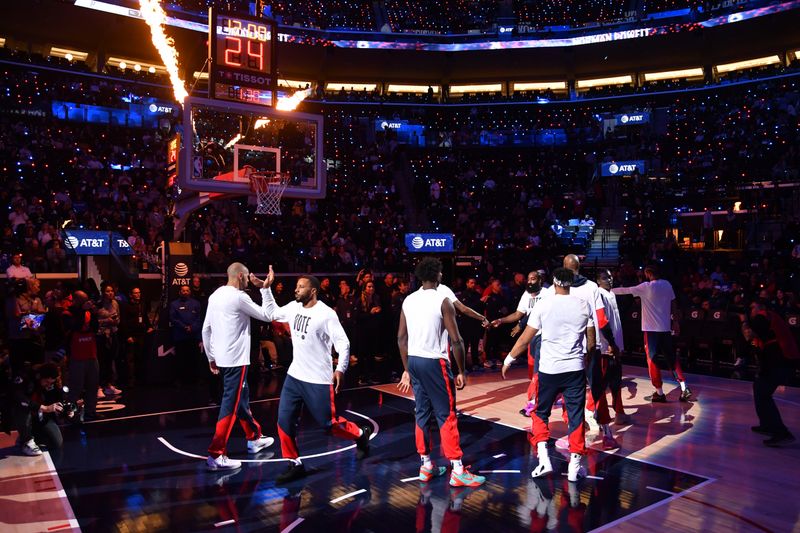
[249,171,289,215]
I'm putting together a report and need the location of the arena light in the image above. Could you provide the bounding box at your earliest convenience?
[192,71,209,80]
[138,0,189,104]
[279,79,312,89]
[449,83,502,94]
[715,55,780,73]
[576,75,633,89]
[108,56,167,74]
[0,38,5,48]
[643,67,704,82]
[134,64,142,72]
[276,88,312,111]
[513,81,567,91]
[387,84,440,94]
[50,46,88,62]
[325,82,377,92]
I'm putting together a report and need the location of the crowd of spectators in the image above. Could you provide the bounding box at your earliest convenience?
[514,0,628,28]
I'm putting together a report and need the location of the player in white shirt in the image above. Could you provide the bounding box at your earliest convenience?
[587,270,631,449]
[502,268,596,482]
[253,268,371,484]
[490,270,546,416]
[613,265,692,402]
[201,263,275,471]
[398,258,485,488]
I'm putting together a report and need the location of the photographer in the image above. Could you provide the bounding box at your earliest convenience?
[13,363,79,456]
[6,277,47,376]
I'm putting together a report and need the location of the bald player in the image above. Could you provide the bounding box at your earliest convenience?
[202,262,274,471]
[561,255,620,431]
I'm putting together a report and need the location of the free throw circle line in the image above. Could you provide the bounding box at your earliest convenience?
[158,409,379,464]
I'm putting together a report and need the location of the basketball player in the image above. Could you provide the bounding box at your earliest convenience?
[502,268,595,482]
[490,270,546,416]
[398,258,485,488]
[612,265,691,402]
[562,254,619,432]
[252,267,371,483]
[202,262,274,471]
[589,270,629,449]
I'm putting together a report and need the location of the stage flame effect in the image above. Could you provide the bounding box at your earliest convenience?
[139,0,188,103]
[276,88,311,111]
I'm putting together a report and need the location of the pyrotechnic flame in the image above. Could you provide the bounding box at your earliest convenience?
[139,0,188,104]
[223,134,242,150]
[276,88,311,111]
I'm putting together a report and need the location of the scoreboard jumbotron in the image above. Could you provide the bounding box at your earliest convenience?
[208,8,278,107]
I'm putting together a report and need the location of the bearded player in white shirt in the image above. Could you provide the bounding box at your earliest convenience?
[202,262,275,471]
[252,267,372,484]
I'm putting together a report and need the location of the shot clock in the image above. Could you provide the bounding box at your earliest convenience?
[209,8,277,106]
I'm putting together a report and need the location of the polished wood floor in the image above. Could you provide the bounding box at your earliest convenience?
[1,364,798,532]
[377,365,800,532]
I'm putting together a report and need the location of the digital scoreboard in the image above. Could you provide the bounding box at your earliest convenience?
[209,9,277,106]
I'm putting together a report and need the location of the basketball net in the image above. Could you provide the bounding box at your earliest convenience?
[249,171,289,215]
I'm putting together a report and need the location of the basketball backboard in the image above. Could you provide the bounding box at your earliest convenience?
[179,96,325,199]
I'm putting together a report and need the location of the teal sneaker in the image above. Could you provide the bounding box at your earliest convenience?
[419,464,448,482]
[449,468,485,487]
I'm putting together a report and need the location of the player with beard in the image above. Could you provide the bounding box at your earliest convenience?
[253,267,372,483]
[490,271,547,416]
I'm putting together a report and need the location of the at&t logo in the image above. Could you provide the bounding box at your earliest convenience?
[174,262,189,277]
[411,235,424,249]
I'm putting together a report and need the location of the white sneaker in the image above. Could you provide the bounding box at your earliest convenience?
[584,410,599,432]
[531,441,553,478]
[104,385,122,396]
[567,453,586,482]
[247,435,274,454]
[97,387,106,399]
[207,455,242,471]
[22,439,42,456]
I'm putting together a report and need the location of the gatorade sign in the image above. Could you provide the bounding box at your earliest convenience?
[405,233,454,253]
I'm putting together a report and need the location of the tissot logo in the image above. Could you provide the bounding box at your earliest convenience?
[116,239,130,248]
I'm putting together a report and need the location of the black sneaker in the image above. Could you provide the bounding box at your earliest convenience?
[764,433,796,447]
[356,424,372,459]
[276,462,307,484]
[679,388,693,402]
[644,392,667,403]
[751,425,775,436]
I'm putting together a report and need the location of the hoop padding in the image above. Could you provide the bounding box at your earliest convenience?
[250,172,289,215]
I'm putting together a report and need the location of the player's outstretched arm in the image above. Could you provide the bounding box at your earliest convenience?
[397,311,411,393]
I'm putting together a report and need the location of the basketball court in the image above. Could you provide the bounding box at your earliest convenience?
[3,366,798,532]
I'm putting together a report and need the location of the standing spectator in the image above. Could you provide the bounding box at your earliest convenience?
[318,277,335,307]
[170,285,203,386]
[64,291,99,421]
[458,278,486,372]
[120,286,153,387]
[6,253,33,279]
[354,280,382,384]
[7,277,47,375]
[335,279,357,363]
[190,274,209,307]
[96,281,122,398]
[483,279,508,369]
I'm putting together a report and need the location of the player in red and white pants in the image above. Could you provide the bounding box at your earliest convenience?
[398,258,485,488]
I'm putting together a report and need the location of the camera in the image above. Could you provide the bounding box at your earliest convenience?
[60,386,80,420]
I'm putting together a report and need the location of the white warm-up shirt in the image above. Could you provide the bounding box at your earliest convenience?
[598,287,624,352]
[202,285,271,367]
[613,279,675,332]
[528,294,594,374]
[434,283,459,304]
[263,289,350,384]
[402,287,449,360]
[517,290,545,314]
